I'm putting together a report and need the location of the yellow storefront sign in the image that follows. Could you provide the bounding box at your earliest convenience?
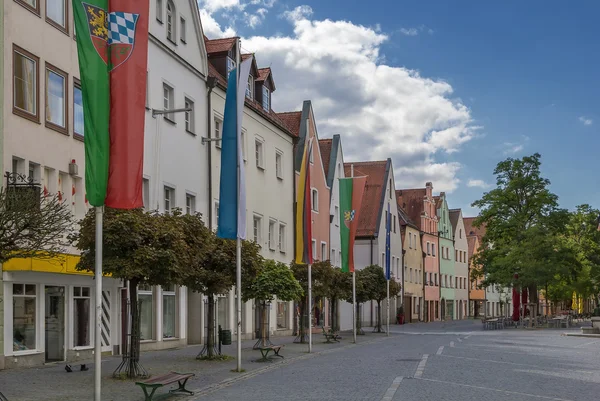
[3,254,93,276]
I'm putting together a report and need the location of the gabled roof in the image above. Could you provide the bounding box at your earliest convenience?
[398,206,419,230]
[449,209,461,232]
[205,37,237,55]
[257,67,276,91]
[463,217,486,239]
[319,139,332,177]
[343,160,391,238]
[467,235,478,260]
[320,135,343,193]
[396,188,426,231]
[277,112,302,137]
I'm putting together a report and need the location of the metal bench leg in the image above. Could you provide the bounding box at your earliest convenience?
[140,385,159,401]
[170,378,194,396]
[258,350,271,362]
[273,349,284,359]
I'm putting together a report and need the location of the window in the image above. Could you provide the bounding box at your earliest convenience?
[381,252,385,268]
[275,151,283,179]
[331,248,336,265]
[435,273,438,286]
[214,201,220,228]
[262,86,270,111]
[143,178,150,210]
[184,98,194,133]
[455,249,458,261]
[278,223,286,252]
[427,242,430,255]
[241,130,247,160]
[16,0,39,15]
[393,215,397,233]
[334,205,339,226]
[163,83,174,122]
[166,0,176,43]
[156,0,163,22]
[226,57,236,75]
[432,245,436,257]
[408,233,412,249]
[311,240,317,260]
[409,268,413,282]
[268,219,276,250]
[214,119,222,148]
[185,193,195,214]
[321,242,327,261]
[253,215,262,243]
[46,0,67,31]
[13,284,37,351]
[73,79,84,138]
[180,17,186,43]
[311,189,318,212]
[164,186,174,212]
[276,301,288,329]
[246,75,254,99]
[459,229,462,239]
[309,141,314,164]
[13,46,39,122]
[255,139,264,169]
[73,286,90,347]
[162,284,176,338]
[138,284,153,340]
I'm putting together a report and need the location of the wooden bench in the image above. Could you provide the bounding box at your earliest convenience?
[322,327,341,343]
[257,345,284,362]
[135,371,195,401]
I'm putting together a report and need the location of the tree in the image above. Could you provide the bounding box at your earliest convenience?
[291,260,334,342]
[359,265,401,332]
[326,268,352,331]
[244,260,303,347]
[471,153,564,306]
[0,187,74,264]
[73,208,190,377]
[184,224,263,359]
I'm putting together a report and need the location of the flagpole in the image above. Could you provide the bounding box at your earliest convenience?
[308,263,312,353]
[351,164,356,343]
[94,206,103,401]
[386,279,390,337]
[235,37,242,372]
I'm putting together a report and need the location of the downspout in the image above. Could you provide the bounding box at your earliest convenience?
[206,76,217,227]
[370,237,374,326]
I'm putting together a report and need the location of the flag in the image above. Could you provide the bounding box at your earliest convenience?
[217,55,252,240]
[72,0,148,208]
[339,176,366,273]
[72,185,76,205]
[295,136,314,264]
[385,202,391,280]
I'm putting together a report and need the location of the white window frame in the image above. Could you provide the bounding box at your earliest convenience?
[253,214,262,244]
[262,85,270,111]
[72,286,92,348]
[162,83,174,122]
[214,118,222,148]
[275,150,283,179]
[156,0,163,22]
[161,284,177,339]
[226,57,236,75]
[246,75,254,99]
[321,242,327,262]
[45,63,67,131]
[73,79,84,137]
[268,219,276,250]
[311,188,318,212]
[184,97,194,134]
[311,239,317,260]
[180,16,186,43]
[278,223,286,253]
[166,0,176,43]
[334,205,339,226]
[12,283,38,353]
[213,200,220,229]
[255,138,264,169]
[185,193,195,215]
[164,185,174,212]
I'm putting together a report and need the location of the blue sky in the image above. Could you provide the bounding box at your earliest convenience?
[201,0,600,216]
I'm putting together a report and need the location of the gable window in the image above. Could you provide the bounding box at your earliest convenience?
[46,0,67,31]
[162,83,174,122]
[16,0,39,15]
[311,189,318,212]
[184,97,194,133]
[255,139,264,169]
[214,119,222,148]
[164,185,174,212]
[166,0,176,43]
[246,75,254,99]
[275,151,283,179]
[261,86,270,111]
[226,57,236,76]
[185,193,195,214]
[73,79,84,139]
[13,46,39,122]
[253,215,262,243]
[45,63,67,133]
[180,17,186,43]
[334,205,339,226]
[278,223,286,252]
[156,0,163,22]
[268,219,276,250]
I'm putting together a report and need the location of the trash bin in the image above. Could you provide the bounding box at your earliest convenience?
[219,329,232,345]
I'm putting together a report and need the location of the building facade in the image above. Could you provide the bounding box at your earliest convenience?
[466,234,485,317]
[398,207,424,322]
[204,38,296,339]
[348,159,403,328]
[397,183,440,322]
[436,193,455,320]
[449,209,468,319]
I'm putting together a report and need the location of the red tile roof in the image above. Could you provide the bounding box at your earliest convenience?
[205,37,237,55]
[277,112,302,137]
[467,235,478,260]
[463,217,486,239]
[319,139,333,178]
[343,161,388,237]
[449,209,460,231]
[396,188,426,231]
[398,206,418,230]
[257,67,271,81]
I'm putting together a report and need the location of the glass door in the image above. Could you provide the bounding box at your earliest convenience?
[45,286,65,362]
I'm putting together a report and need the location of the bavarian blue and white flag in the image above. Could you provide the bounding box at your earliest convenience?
[217,56,252,240]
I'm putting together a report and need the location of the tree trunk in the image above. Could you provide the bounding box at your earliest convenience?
[261,301,268,347]
[330,297,337,331]
[207,295,215,358]
[356,302,362,332]
[376,300,382,332]
[129,278,141,378]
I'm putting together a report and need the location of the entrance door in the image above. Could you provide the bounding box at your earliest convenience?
[45,286,65,362]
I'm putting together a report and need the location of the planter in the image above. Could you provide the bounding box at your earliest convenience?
[591,317,600,329]
[397,315,405,325]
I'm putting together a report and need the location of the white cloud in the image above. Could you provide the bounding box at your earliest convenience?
[200,9,236,38]
[203,5,476,192]
[250,0,276,6]
[502,135,529,155]
[200,0,243,13]
[400,28,418,36]
[579,116,593,126]
[467,179,491,189]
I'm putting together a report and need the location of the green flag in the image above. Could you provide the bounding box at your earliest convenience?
[339,176,367,273]
[72,0,110,207]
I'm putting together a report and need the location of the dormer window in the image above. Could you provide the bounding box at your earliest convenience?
[262,86,270,111]
[227,57,236,76]
[246,75,254,99]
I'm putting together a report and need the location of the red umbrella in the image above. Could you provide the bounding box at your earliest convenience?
[522,287,528,317]
[512,274,520,321]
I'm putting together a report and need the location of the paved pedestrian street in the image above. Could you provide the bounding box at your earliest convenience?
[2,320,600,400]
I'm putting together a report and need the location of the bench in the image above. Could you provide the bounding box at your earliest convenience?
[135,371,195,401]
[322,327,341,343]
[257,345,284,362]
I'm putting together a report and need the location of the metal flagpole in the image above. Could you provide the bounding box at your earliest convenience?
[235,37,242,372]
[386,280,390,336]
[94,206,103,401]
[351,164,356,343]
[308,263,312,353]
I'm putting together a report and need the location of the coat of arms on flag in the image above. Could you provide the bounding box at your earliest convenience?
[108,12,139,71]
[83,3,109,64]
[343,209,355,229]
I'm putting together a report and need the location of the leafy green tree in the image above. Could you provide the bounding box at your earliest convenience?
[327,268,352,331]
[73,208,190,377]
[358,265,401,332]
[0,188,74,264]
[244,260,303,347]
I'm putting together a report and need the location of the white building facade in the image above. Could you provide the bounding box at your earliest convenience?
[449,209,469,319]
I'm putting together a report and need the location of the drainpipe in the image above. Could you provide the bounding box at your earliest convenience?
[205,76,217,227]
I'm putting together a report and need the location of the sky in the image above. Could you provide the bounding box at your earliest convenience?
[199,0,600,217]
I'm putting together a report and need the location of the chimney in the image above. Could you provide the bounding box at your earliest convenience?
[440,191,446,197]
[425,182,432,188]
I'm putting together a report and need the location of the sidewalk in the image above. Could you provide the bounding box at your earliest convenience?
[0,331,384,401]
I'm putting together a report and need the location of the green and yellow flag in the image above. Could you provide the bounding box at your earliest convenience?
[339,176,366,273]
